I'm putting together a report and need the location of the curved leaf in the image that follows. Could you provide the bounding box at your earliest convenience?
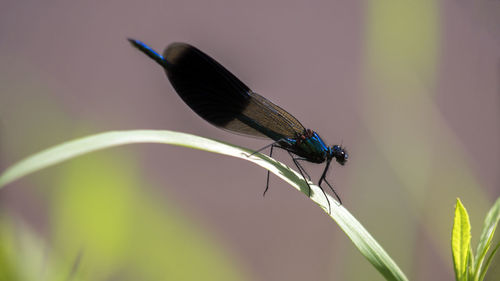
[0,130,408,281]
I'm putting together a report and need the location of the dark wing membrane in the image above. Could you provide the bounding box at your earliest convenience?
[231,92,305,139]
[164,43,250,126]
[163,42,305,140]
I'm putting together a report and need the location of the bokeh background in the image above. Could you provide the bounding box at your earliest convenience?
[1,1,499,280]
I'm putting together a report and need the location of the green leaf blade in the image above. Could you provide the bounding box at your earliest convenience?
[329,205,408,281]
[452,198,472,281]
[473,197,500,280]
[0,129,409,281]
[478,241,500,281]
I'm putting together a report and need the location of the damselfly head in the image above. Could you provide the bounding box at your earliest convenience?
[331,145,348,166]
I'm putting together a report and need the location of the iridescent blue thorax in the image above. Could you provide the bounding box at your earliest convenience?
[289,130,329,163]
[279,129,348,165]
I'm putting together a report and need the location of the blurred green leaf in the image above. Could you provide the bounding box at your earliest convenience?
[51,151,246,281]
[474,197,500,281]
[479,241,500,281]
[51,153,137,279]
[0,215,75,281]
[0,216,21,281]
[452,198,471,281]
[0,130,409,281]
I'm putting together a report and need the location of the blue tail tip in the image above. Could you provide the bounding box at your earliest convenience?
[127,38,141,46]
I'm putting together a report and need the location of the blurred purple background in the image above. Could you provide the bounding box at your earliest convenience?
[1,1,499,280]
